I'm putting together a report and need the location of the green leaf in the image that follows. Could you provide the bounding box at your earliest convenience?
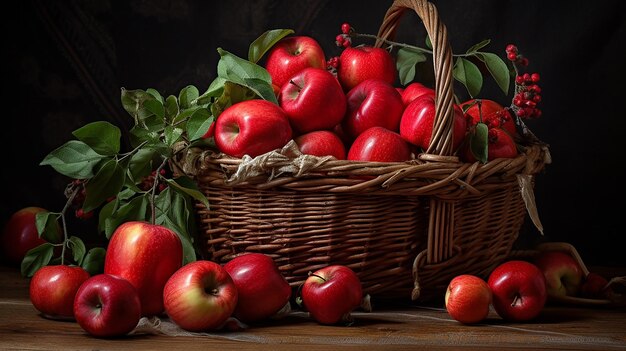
[396,47,427,85]
[72,121,121,156]
[21,243,54,277]
[466,39,491,54]
[154,189,196,265]
[179,85,200,110]
[166,176,209,209]
[121,88,155,122]
[186,108,213,141]
[217,48,272,84]
[146,88,164,104]
[248,29,295,63]
[144,99,165,120]
[35,212,61,243]
[129,147,159,181]
[470,122,489,163]
[453,57,483,98]
[164,126,184,147]
[98,199,116,234]
[425,36,432,50]
[83,159,126,212]
[68,236,86,266]
[198,77,227,104]
[164,95,179,120]
[475,52,511,95]
[104,195,149,238]
[81,247,106,275]
[243,77,278,104]
[211,81,258,118]
[40,140,106,179]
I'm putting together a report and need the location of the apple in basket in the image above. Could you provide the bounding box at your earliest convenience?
[337,46,396,91]
[488,260,547,322]
[533,251,584,298]
[400,95,467,152]
[223,253,292,323]
[279,67,347,133]
[462,127,518,163]
[104,221,183,317]
[445,274,492,324]
[294,130,346,160]
[73,274,142,338]
[264,36,326,89]
[342,79,404,139]
[214,99,293,158]
[347,126,412,162]
[29,265,90,320]
[301,265,363,325]
[401,82,435,106]
[163,261,238,331]
[461,99,516,137]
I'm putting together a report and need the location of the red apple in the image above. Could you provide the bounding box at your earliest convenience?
[279,67,347,133]
[265,36,326,90]
[163,260,238,331]
[463,127,518,162]
[580,272,609,299]
[301,265,363,325]
[533,251,584,298]
[104,221,182,317]
[337,46,396,91]
[73,274,141,338]
[488,260,547,322]
[347,127,412,162]
[401,82,435,106]
[294,130,346,160]
[400,95,467,152]
[1,207,60,266]
[445,274,492,324]
[461,99,516,137]
[214,99,293,158]
[223,253,292,323]
[342,79,404,139]
[29,265,90,320]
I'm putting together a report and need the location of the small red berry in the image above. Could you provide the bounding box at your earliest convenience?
[505,44,518,54]
[520,57,529,66]
[507,52,518,61]
[341,23,351,34]
[531,73,540,83]
[335,34,344,45]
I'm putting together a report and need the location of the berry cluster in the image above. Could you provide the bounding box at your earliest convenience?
[506,44,542,119]
[326,56,339,70]
[66,179,94,220]
[335,23,353,48]
[138,169,168,193]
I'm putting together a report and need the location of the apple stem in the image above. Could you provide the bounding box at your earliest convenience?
[289,79,303,91]
[308,272,326,282]
[511,294,521,307]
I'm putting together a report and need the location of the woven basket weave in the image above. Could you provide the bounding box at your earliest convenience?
[174,0,551,301]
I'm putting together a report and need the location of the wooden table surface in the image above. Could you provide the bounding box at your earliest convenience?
[1,265,625,351]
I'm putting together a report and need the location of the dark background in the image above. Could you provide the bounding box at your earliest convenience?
[2,0,625,267]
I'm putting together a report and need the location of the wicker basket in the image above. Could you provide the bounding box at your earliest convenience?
[173,0,551,301]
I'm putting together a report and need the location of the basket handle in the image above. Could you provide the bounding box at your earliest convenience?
[375,0,456,157]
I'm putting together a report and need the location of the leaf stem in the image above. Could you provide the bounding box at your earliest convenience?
[117,140,149,162]
[149,157,170,224]
[59,185,80,265]
[354,32,475,57]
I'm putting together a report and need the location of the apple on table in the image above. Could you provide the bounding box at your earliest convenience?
[223,253,292,324]
[163,260,238,331]
[29,265,91,320]
[104,221,183,317]
[533,250,584,298]
[73,273,142,338]
[445,274,492,324]
[488,260,547,322]
[301,265,363,325]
